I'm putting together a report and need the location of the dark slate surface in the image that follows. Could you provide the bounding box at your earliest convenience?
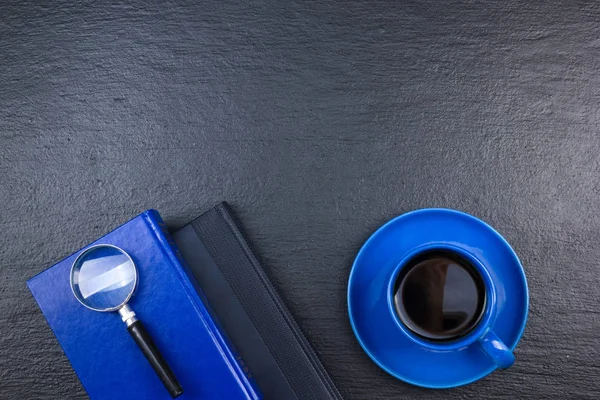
[1,1,599,399]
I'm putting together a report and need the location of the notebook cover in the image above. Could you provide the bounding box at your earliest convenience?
[27,210,262,400]
[172,203,344,400]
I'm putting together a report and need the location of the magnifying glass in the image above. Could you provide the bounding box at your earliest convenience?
[70,244,183,398]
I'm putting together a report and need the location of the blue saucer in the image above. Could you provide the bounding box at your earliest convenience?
[348,209,528,388]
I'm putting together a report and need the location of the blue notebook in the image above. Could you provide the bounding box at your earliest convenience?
[27,210,262,400]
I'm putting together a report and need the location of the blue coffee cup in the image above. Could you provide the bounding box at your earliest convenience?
[348,209,528,388]
[387,243,515,369]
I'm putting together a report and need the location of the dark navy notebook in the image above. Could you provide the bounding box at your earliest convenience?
[27,210,262,400]
[173,203,344,400]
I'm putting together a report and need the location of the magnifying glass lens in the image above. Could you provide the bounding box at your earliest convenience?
[71,246,136,311]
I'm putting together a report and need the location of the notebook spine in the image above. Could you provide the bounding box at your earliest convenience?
[143,210,262,400]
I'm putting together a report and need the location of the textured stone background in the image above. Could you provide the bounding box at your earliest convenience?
[1,1,599,398]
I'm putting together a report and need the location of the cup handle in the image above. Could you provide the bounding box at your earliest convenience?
[478,330,515,369]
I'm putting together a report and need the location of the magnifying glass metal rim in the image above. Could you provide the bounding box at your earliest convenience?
[70,244,139,313]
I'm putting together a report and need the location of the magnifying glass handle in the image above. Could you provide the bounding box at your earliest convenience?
[127,319,184,398]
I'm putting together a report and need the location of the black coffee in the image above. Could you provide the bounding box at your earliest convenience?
[392,250,486,341]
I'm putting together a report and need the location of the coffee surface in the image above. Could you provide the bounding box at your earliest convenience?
[393,251,486,341]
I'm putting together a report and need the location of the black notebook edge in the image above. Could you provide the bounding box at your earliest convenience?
[177,202,344,400]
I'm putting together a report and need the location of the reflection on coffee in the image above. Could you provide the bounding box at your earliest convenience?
[393,250,486,341]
